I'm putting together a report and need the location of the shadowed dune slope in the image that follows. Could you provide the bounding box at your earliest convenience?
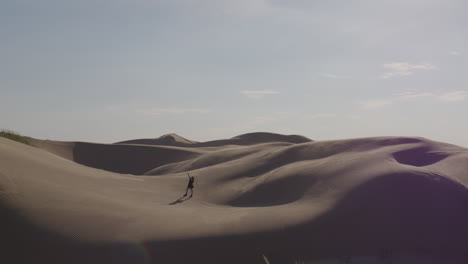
[116,133,198,146]
[2,135,468,263]
[33,139,205,174]
[72,142,204,175]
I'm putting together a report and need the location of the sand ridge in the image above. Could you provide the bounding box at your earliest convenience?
[2,133,468,263]
[116,132,312,147]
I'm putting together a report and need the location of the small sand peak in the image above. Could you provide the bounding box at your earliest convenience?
[157,133,197,144]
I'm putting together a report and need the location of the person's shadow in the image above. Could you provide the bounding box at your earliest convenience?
[168,194,192,205]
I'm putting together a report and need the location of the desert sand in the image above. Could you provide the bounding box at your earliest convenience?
[1,132,468,263]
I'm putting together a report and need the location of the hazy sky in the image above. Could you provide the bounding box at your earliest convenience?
[1,0,467,146]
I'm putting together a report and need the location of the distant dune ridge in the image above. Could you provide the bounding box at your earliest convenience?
[1,132,468,263]
[116,132,312,147]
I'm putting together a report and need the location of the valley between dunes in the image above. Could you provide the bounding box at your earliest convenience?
[1,132,468,263]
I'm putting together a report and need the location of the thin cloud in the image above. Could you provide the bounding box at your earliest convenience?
[383,62,436,71]
[398,92,435,100]
[358,100,393,110]
[379,62,436,79]
[398,91,468,102]
[380,71,413,79]
[320,73,350,79]
[136,107,210,116]
[241,89,280,98]
[307,113,337,119]
[439,91,468,102]
[359,90,468,110]
[450,51,461,56]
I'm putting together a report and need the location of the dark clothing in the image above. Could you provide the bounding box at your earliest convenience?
[183,174,195,197]
[187,177,194,189]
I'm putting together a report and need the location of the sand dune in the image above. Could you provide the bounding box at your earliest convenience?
[116,132,312,147]
[1,133,468,263]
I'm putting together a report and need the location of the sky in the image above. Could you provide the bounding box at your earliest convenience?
[1,0,467,147]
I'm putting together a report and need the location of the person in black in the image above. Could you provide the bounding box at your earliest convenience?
[183,172,195,198]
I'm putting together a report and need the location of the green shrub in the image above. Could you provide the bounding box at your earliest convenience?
[0,129,31,145]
